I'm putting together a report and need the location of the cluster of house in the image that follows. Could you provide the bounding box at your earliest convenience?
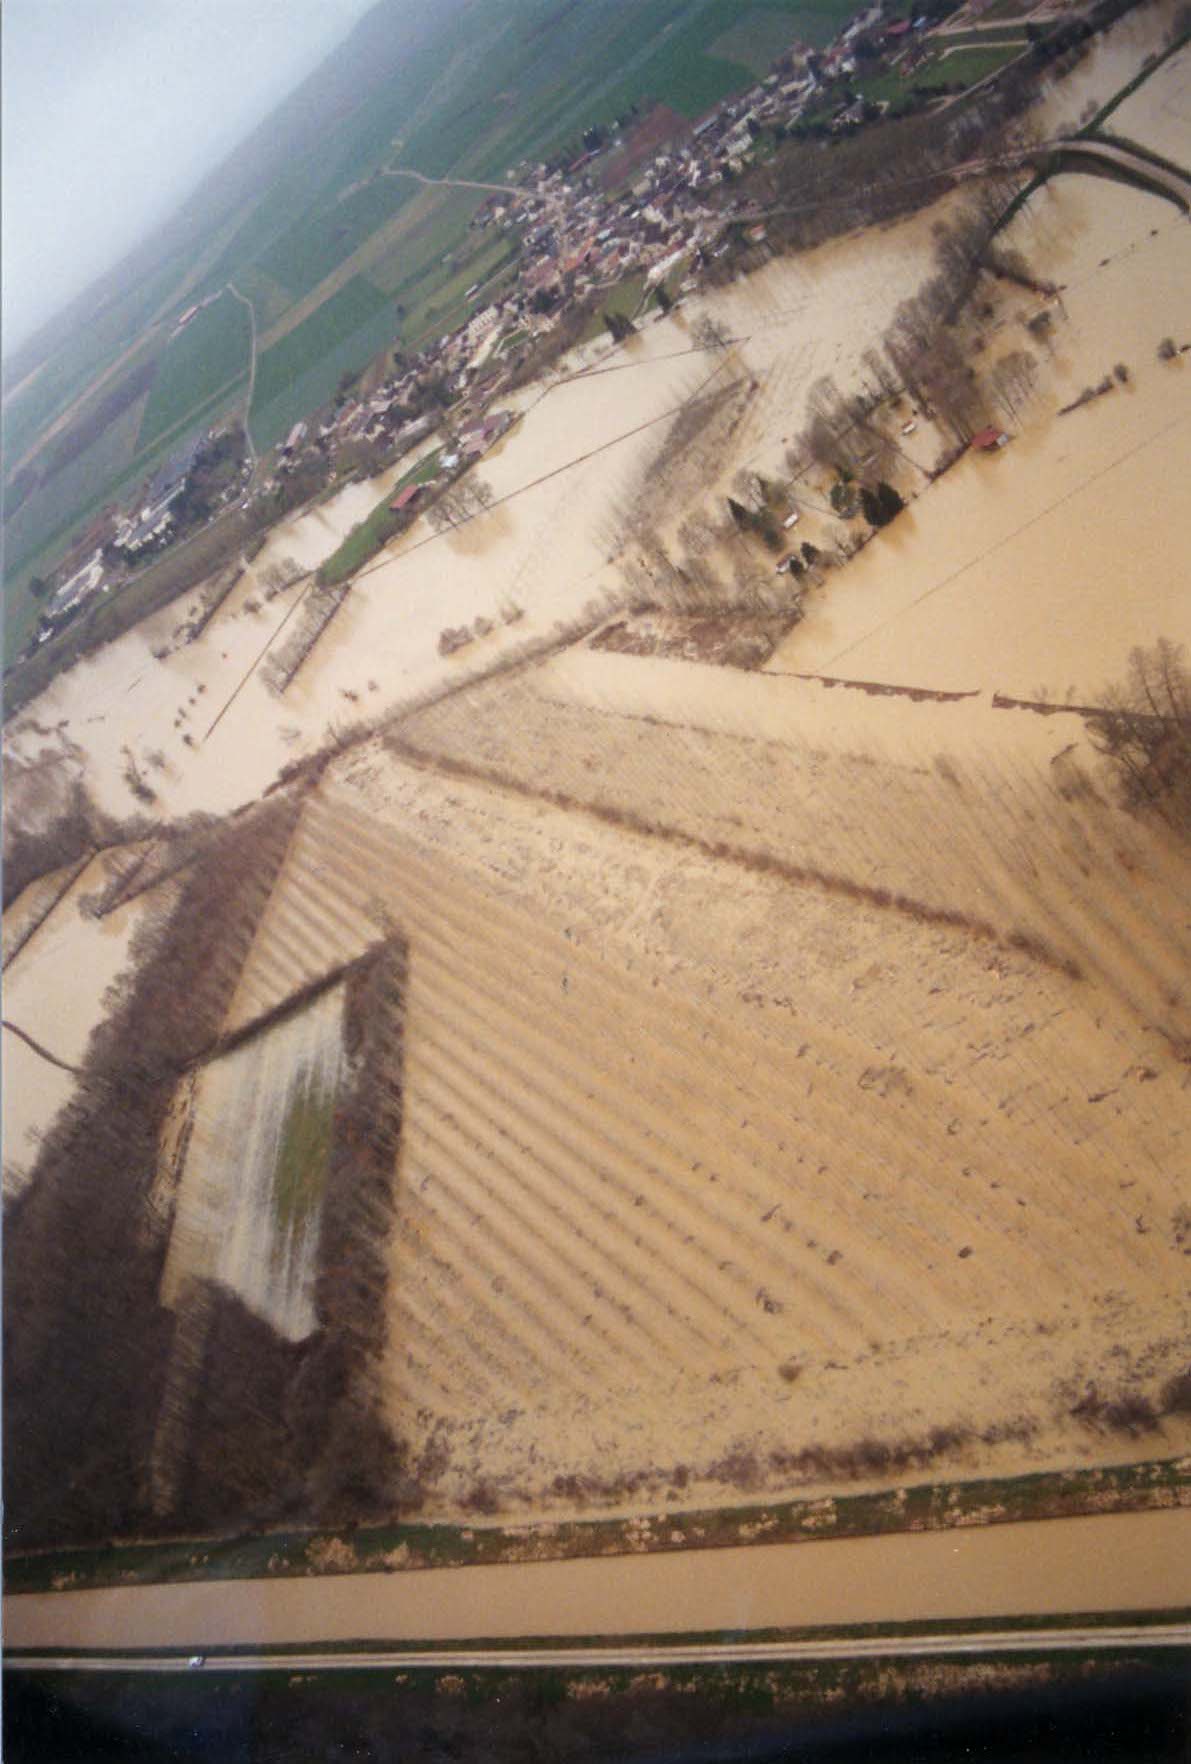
[32,434,248,647]
[387,409,516,518]
[112,435,209,558]
[29,0,973,655]
[263,11,907,498]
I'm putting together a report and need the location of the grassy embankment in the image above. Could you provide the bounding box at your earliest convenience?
[6,1453,1185,1595]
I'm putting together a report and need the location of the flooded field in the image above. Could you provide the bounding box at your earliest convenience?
[1,200,962,829]
[163,756,1187,1522]
[767,183,1190,694]
[1109,40,1191,162]
[1036,0,1182,134]
[4,5,1189,1605]
[8,143,1187,837]
[2,853,177,1198]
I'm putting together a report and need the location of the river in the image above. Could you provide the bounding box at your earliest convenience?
[6,1509,1188,1650]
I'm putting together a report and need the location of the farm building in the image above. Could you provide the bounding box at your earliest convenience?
[970,426,1010,451]
[389,484,424,514]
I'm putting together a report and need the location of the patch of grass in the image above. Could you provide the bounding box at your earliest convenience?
[316,448,442,587]
[580,271,650,343]
[272,1074,336,1235]
[708,8,806,77]
[855,67,914,104]
[136,292,253,453]
[259,179,415,301]
[914,42,1023,87]
[937,24,1031,46]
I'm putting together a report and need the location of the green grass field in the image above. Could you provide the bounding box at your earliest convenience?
[915,42,1023,87]
[855,67,914,104]
[136,292,252,453]
[250,276,397,451]
[259,178,415,300]
[937,24,1031,46]
[317,447,444,587]
[709,8,810,75]
[399,231,522,348]
[369,188,486,299]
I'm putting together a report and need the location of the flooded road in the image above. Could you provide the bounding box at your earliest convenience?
[6,1509,1189,1650]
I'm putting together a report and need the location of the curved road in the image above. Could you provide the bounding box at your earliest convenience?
[7,1509,1189,1656]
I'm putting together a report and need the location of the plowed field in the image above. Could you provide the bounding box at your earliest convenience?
[210,720,1190,1519]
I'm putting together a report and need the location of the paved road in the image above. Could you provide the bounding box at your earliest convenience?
[7,1509,1189,1657]
[10,1621,1191,1676]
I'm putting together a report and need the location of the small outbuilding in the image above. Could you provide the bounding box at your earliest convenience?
[970,426,1009,452]
[389,484,424,513]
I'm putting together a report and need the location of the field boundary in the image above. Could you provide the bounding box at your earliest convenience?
[6,1454,1186,1596]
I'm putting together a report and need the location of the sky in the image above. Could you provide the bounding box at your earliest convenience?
[2,0,379,355]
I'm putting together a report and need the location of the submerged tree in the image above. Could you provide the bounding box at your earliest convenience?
[860,480,905,527]
[1089,638,1191,832]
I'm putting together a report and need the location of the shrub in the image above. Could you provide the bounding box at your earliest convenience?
[1160,1367,1191,1414]
[860,481,905,527]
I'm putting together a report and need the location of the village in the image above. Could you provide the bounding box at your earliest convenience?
[21,0,1081,660]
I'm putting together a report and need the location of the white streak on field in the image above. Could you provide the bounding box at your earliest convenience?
[161,986,347,1341]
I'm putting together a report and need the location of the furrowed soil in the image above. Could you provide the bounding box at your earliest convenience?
[193,746,1190,1521]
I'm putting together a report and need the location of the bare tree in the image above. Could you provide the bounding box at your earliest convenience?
[990,348,1038,422]
[1089,639,1191,830]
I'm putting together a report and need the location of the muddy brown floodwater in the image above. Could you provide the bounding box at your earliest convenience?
[6,1510,1189,1650]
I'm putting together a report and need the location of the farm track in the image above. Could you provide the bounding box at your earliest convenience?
[210,766,1188,1501]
